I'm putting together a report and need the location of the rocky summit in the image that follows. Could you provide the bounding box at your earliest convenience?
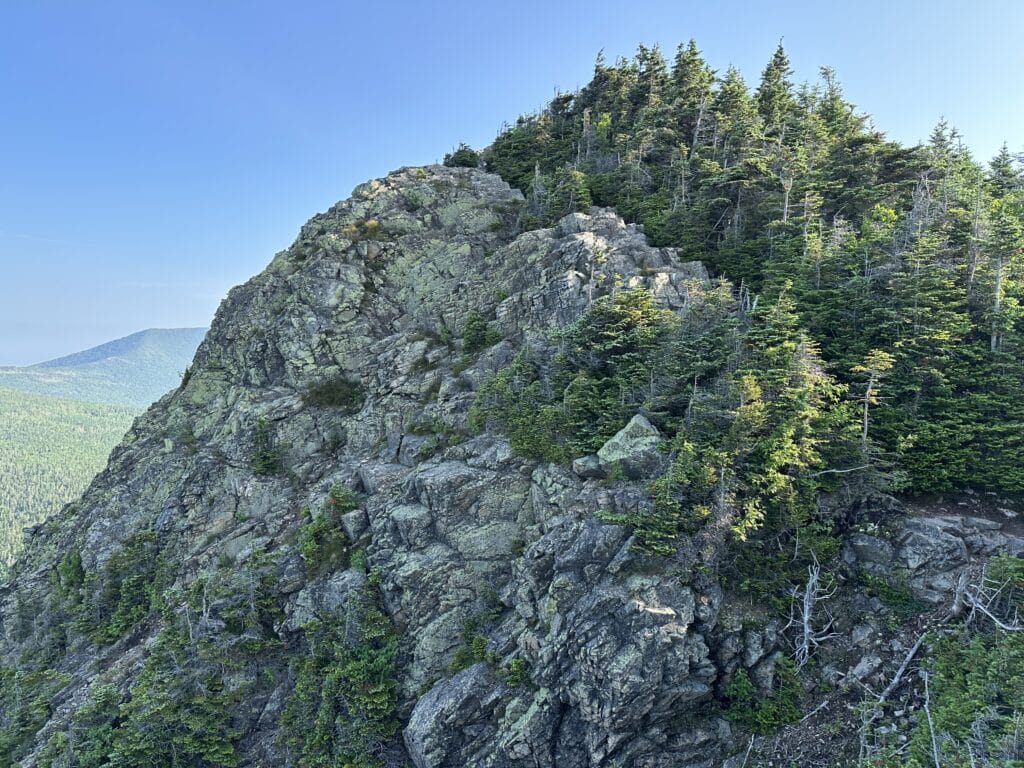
[1,166,1022,768]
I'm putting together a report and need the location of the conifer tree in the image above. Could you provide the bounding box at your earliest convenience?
[755,43,795,144]
[480,38,1024,494]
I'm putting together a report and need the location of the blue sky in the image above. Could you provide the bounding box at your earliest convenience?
[1,0,1021,365]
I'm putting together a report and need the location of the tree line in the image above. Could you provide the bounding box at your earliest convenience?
[482,41,1024,494]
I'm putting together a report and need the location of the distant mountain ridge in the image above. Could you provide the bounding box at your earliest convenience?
[0,327,206,407]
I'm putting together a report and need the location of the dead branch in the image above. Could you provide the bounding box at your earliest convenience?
[739,734,755,768]
[806,465,873,478]
[959,565,1023,631]
[923,671,941,768]
[874,631,928,713]
[799,698,831,723]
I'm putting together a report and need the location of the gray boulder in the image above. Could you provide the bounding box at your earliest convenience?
[597,414,664,479]
[571,454,605,479]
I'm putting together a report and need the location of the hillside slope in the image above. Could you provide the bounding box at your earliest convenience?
[0,327,205,407]
[0,165,1020,768]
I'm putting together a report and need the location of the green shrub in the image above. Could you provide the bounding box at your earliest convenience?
[724,657,803,734]
[108,629,244,767]
[250,418,284,476]
[904,624,1024,766]
[54,548,85,599]
[462,312,501,354]
[298,484,357,577]
[415,436,443,460]
[861,569,921,617]
[469,289,679,465]
[301,376,366,413]
[58,684,120,768]
[450,601,503,673]
[987,552,1024,607]
[0,668,70,766]
[504,658,529,688]
[409,417,447,436]
[76,531,164,645]
[327,482,358,514]
[470,634,488,661]
[409,418,463,460]
[281,585,399,767]
[468,353,571,462]
[411,355,436,374]
[40,555,283,768]
[37,731,70,768]
[443,143,480,168]
[450,642,477,673]
[350,548,367,572]
[298,511,346,576]
[452,354,472,375]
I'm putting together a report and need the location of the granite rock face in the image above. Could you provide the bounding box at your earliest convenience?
[845,511,1024,603]
[0,167,732,767]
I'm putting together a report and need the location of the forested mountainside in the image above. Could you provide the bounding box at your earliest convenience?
[0,329,203,571]
[479,42,1024,495]
[0,43,1021,768]
[0,389,136,569]
[0,328,206,407]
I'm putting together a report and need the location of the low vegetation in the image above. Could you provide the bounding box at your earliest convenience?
[724,657,803,734]
[899,555,1024,767]
[461,311,502,354]
[301,375,366,412]
[281,567,399,768]
[250,417,284,476]
[298,483,358,576]
[31,552,283,768]
[472,284,859,594]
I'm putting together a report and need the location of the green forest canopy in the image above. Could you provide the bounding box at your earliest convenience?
[481,41,1024,495]
[0,387,137,569]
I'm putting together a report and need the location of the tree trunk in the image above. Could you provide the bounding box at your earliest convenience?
[991,254,1004,352]
[967,178,982,300]
[690,96,706,160]
[861,372,875,454]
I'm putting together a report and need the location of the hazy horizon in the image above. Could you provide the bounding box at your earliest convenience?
[0,326,207,369]
[1,325,210,368]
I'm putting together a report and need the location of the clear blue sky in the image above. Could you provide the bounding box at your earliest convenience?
[2,0,1021,365]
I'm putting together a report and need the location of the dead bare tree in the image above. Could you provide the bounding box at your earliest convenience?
[785,556,839,668]
[957,563,1023,632]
